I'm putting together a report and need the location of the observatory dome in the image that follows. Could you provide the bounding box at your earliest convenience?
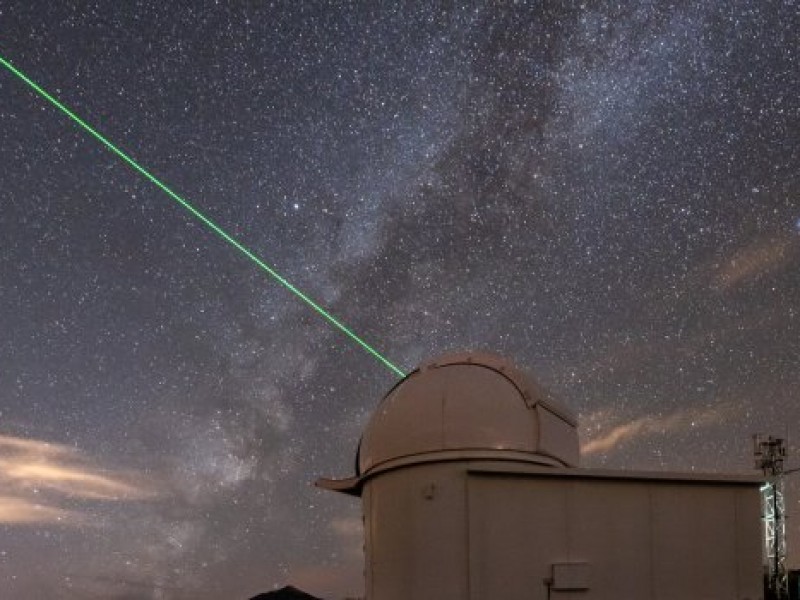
[357,352,579,475]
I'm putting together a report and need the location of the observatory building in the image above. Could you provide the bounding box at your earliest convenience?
[318,352,764,600]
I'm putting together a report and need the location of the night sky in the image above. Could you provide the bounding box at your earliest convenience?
[1,2,798,598]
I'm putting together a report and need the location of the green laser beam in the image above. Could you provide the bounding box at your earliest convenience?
[0,53,406,379]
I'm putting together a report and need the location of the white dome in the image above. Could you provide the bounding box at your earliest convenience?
[357,352,579,474]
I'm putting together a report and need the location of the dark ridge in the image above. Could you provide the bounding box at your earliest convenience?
[249,585,322,600]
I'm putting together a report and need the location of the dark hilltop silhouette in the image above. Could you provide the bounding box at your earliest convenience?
[249,585,322,600]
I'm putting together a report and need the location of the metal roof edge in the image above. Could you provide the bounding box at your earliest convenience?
[467,463,765,485]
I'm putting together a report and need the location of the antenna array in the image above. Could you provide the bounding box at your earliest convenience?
[754,434,789,600]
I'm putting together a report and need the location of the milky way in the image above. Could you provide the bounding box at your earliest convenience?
[1,2,798,598]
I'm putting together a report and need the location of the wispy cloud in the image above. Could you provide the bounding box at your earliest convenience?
[290,563,364,600]
[712,236,796,291]
[0,433,158,525]
[581,403,739,456]
[0,495,83,525]
[330,515,364,560]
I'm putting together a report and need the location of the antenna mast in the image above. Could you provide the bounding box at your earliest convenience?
[754,434,789,600]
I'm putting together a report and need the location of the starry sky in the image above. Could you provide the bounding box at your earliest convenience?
[0,2,798,598]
